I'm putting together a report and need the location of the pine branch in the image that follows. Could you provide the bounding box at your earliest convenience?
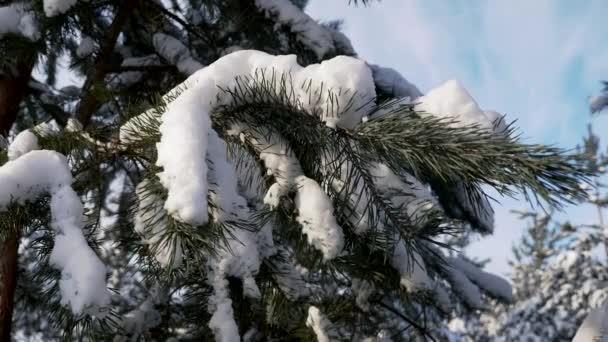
[354,108,590,207]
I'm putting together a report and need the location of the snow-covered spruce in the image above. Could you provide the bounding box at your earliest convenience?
[0,146,110,316]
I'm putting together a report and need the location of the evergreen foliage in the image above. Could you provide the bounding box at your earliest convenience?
[0,0,590,340]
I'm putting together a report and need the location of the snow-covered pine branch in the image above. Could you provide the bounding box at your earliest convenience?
[0,1,592,340]
[0,131,110,316]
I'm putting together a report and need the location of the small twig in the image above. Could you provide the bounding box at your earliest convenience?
[77,0,140,127]
[374,300,438,342]
[146,1,210,45]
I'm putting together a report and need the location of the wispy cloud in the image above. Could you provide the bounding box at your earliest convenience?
[308,0,608,274]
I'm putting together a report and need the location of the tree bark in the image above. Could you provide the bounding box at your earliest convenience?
[0,235,18,341]
[76,0,140,127]
[0,45,35,341]
[0,64,33,136]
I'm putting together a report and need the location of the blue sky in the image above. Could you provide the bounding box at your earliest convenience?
[307,0,608,275]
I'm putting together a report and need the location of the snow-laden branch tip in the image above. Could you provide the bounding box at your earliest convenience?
[0,4,39,40]
[572,301,608,341]
[131,50,374,226]
[254,0,335,59]
[306,306,333,342]
[448,256,513,303]
[76,36,96,58]
[153,33,204,76]
[415,79,507,135]
[43,0,77,17]
[0,135,110,316]
[370,64,422,100]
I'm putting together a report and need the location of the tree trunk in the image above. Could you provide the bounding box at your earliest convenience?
[0,50,35,340]
[0,235,18,341]
[76,0,139,127]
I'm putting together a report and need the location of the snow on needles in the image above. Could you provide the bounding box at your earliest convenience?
[0,4,39,40]
[448,256,513,303]
[415,80,504,232]
[152,50,374,226]
[228,124,344,260]
[8,130,38,161]
[415,80,507,134]
[43,0,77,17]
[306,306,333,342]
[76,36,95,58]
[0,147,110,316]
[573,303,608,342]
[153,33,204,75]
[254,0,334,59]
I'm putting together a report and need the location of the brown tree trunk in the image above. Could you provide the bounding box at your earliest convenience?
[0,235,18,342]
[0,50,35,340]
[76,0,139,127]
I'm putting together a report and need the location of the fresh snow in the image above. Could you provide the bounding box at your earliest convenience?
[271,251,310,299]
[306,306,333,342]
[151,50,374,227]
[369,163,436,222]
[448,256,513,302]
[153,33,204,76]
[0,4,39,40]
[444,260,484,309]
[119,296,162,338]
[573,303,608,342]
[254,0,334,59]
[391,242,433,292]
[229,124,344,260]
[76,36,95,58]
[0,149,110,315]
[370,65,423,100]
[155,79,211,225]
[43,0,77,17]
[205,128,274,341]
[414,80,501,232]
[8,130,38,161]
[294,176,344,260]
[415,79,506,134]
[110,55,161,88]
